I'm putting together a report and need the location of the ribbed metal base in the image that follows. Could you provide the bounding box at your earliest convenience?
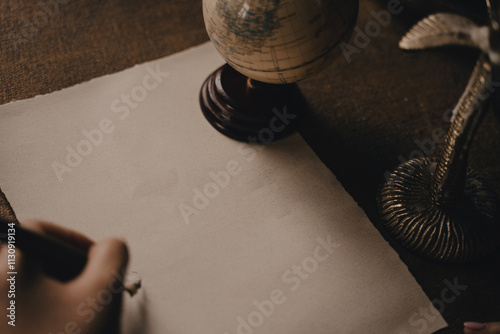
[378,157,500,262]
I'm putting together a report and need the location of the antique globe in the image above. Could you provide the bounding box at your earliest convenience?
[200,0,358,141]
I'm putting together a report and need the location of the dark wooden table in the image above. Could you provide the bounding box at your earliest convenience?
[1,0,499,333]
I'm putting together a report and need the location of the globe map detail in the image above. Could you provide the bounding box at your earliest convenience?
[203,0,358,84]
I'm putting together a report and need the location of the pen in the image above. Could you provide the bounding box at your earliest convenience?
[0,217,140,295]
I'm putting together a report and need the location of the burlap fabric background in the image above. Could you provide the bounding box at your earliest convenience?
[1,0,499,332]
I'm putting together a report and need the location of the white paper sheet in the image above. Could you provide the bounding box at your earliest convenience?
[0,42,446,334]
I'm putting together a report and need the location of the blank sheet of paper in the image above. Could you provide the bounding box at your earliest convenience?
[0,42,446,334]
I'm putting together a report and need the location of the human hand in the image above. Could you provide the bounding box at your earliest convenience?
[0,219,128,334]
[465,322,500,333]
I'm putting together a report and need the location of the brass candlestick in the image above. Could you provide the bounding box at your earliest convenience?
[378,2,500,262]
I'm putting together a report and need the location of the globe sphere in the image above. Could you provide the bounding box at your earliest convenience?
[203,0,358,84]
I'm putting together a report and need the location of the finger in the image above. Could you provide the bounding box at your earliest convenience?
[21,219,94,251]
[73,238,129,292]
[486,322,500,334]
[464,322,500,334]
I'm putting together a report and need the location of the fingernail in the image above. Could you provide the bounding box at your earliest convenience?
[464,322,486,331]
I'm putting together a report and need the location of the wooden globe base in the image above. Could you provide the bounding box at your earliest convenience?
[378,157,500,263]
[199,64,306,142]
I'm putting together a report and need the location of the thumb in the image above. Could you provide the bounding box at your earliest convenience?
[464,322,500,334]
[74,237,129,292]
